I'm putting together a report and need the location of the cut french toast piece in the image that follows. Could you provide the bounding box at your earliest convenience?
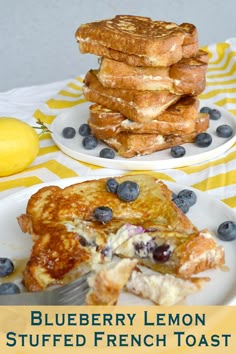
[114,228,225,277]
[17,175,197,291]
[17,175,225,292]
[76,15,198,66]
[125,268,208,305]
[83,70,180,123]
[86,259,138,305]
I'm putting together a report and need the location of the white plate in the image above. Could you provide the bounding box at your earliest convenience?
[51,102,236,170]
[0,176,236,305]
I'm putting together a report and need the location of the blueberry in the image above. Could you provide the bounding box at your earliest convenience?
[170,145,186,158]
[209,109,221,120]
[216,125,233,138]
[99,148,115,159]
[62,127,76,139]
[200,106,212,114]
[0,282,20,295]
[195,133,212,147]
[106,178,119,193]
[117,181,140,202]
[153,244,171,263]
[93,206,113,223]
[78,123,91,137]
[0,258,14,277]
[134,239,156,258]
[173,196,190,214]
[82,135,98,149]
[177,189,197,207]
[217,221,236,241]
[172,192,178,201]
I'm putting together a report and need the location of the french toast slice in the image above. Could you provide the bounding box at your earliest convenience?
[103,131,201,158]
[88,99,209,138]
[97,50,208,95]
[83,70,180,123]
[17,175,225,293]
[76,15,199,66]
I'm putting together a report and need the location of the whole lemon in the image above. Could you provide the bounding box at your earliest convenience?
[0,117,40,177]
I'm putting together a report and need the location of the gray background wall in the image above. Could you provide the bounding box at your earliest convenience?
[0,0,235,92]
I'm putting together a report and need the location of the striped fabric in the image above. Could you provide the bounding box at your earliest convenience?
[1,40,236,209]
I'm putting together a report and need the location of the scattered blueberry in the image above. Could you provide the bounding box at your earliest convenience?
[106,178,119,193]
[200,106,212,114]
[93,206,113,223]
[0,258,14,277]
[216,125,233,138]
[0,282,20,295]
[153,244,171,263]
[78,123,91,137]
[82,135,98,149]
[195,132,212,147]
[217,221,236,241]
[209,109,221,120]
[173,196,190,214]
[62,127,76,139]
[99,148,115,159]
[170,145,186,158]
[177,189,197,207]
[117,181,140,202]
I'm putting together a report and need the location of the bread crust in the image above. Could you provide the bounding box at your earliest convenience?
[76,16,198,66]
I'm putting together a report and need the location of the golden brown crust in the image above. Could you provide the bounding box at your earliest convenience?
[76,16,198,66]
[103,132,199,158]
[176,230,225,276]
[22,225,92,291]
[89,113,209,139]
[88,98,209,139]
[97,51,208,94]
[20,175,195,234]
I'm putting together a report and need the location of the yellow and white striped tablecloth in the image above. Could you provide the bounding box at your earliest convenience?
[0,39,236,209]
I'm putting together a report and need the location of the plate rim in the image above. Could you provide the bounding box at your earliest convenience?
[0,175,236,306]
[50,101,236,170]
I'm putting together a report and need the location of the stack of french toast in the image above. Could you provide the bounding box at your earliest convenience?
[75,15,209,157]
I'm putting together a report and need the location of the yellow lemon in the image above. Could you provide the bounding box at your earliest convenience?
[0,117,40,177]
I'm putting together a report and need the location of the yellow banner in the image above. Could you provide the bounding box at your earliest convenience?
[0,306,235,353]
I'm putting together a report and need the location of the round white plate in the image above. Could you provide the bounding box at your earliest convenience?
[0,176,236,305]
[50,102,236,170]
